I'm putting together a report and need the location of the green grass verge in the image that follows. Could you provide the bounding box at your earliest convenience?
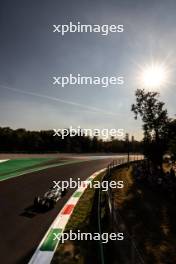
[0,158,85,181]
[0,158,51,175]
[0,158,51,178]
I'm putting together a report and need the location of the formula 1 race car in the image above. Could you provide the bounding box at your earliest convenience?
[34,187,67,210]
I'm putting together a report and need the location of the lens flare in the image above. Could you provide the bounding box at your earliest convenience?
[140,63,168,89]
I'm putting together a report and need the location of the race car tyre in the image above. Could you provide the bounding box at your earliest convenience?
[61,189,67,197]
[34,196,40,207]
[49,200,55,208]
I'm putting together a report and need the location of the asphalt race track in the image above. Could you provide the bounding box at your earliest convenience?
[0,157,122,264]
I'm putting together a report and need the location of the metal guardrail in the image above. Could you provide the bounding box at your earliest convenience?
[97,155,144,264]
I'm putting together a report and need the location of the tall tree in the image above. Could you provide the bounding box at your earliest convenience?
[168,119,176,160]
[131,89,169,167]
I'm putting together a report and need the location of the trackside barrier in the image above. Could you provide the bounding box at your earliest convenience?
[97,155,144,264]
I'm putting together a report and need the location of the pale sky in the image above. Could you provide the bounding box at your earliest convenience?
[0,0,176,140]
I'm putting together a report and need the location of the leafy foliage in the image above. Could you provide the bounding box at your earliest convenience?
[131,89,169,166]
[0,127,142,153]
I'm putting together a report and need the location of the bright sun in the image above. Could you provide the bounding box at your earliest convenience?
[140,63,168,89]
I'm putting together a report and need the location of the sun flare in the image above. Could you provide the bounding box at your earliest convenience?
[139,63,168,90]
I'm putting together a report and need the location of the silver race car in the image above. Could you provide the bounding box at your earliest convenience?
[34,187,67,210]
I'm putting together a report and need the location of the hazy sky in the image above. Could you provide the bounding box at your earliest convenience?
[0,0,176,140]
